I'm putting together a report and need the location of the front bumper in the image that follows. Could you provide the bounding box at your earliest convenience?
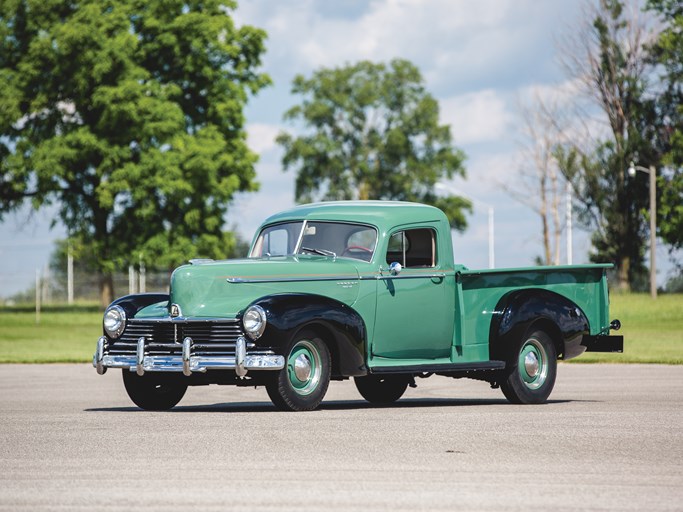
[93,336,285,377]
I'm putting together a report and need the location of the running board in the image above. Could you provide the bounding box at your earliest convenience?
[369,360,505,375]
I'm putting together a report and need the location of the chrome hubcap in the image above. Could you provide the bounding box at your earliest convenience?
[287,339,322,396]
[524,352,540,378]
[294,354,312,382]
[519,337,548,390]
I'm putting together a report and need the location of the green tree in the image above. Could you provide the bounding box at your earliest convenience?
[276,59,470,230]
[648,0,683,253]
[0,0,270,306]
[557,0,658,291]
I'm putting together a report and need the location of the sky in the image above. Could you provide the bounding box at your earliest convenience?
[0,0,676,297]
[233,0,591,266]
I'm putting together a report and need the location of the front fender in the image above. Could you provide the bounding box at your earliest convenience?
[489,289,590,361]
[109,293,170,319]
[247,293,368,377]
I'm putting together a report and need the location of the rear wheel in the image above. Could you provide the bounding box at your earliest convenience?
[500,328,557,404]
[266,330,331,411]
[354,375,409,404]
[122,370,188,411]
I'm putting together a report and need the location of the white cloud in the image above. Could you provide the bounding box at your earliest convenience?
[467,151,519,188]
[236,0,574,94]
[518,79,583,108]
[440,90,513,145]
[246,123,281,155]
[284,0,515,70]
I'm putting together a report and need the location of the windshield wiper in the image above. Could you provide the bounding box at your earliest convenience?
[300,246,336,258]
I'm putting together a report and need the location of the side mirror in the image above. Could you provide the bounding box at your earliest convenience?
[389,262,402,276]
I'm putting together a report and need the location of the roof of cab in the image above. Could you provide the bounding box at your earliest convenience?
[259,201,448,231]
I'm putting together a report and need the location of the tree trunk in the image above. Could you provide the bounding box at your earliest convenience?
[540,173,550,265]
[551,168,561,266]
[358,180,370,200]
[99,272,115,308]
[541,215,551,265]
[616,255,631,292]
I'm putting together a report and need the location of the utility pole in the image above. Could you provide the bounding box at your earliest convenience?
[628,162,657,298]
[67,243,74,304]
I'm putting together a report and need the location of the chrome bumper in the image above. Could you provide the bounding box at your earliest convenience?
[93,336,285,377]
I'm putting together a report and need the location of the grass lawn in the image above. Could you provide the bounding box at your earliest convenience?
[570,293,683,364]
[0,294,681,364]
[0,305,102,363]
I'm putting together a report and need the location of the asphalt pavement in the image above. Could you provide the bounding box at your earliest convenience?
[1,363,681,511]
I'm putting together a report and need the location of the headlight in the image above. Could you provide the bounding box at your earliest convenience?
[103,305,126,339]
[242,305,266,340]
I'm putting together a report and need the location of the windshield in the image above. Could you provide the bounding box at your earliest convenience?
[250,221,377,262]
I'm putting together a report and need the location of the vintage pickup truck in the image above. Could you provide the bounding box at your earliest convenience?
[94,201,622,411]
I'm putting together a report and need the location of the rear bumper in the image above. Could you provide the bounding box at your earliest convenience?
[581,334,624,353]
[93,336,285,377]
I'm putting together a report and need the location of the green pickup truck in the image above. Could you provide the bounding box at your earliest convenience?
[94,201,622,411]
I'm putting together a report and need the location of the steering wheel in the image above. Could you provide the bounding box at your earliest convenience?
[342,245,372,257]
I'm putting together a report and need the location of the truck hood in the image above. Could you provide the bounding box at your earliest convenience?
[169,256,362,317]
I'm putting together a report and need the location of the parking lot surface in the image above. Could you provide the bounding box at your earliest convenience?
[1,363,682,511]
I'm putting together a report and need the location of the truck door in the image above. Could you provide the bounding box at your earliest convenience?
[372,227,454,360]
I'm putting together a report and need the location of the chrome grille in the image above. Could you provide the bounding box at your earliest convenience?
[107,318,244,356]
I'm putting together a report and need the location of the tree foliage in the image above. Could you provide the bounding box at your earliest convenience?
[0,0,270,305]
[276,59,470,230]
[556,0,659,290]
[648,0,683,252]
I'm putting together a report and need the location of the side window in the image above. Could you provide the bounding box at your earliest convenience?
[344,228,377,261]
[347,228,376,249]
[386,228,436,268]
[251,222,303,257]
[263,228,290,256]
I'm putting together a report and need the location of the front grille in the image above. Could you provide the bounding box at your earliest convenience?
[107,318,244,357]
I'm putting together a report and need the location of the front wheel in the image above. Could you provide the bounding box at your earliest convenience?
[122,370,188,411]
[354,375,408,404]
[500,328,557,404]
[266,330,331,411]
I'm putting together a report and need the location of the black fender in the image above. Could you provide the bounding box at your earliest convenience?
[245,293,368,378]
[108,293,170,319]
[489,289,590,361]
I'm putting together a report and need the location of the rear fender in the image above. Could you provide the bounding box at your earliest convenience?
[489,289,590,361]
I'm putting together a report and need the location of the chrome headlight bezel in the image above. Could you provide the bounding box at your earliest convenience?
[242,305,267,340]
[103,305,126,339]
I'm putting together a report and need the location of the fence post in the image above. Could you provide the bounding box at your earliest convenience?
[139,256,146,294]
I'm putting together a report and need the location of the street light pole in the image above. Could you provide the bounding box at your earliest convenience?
[628,162,657,299]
